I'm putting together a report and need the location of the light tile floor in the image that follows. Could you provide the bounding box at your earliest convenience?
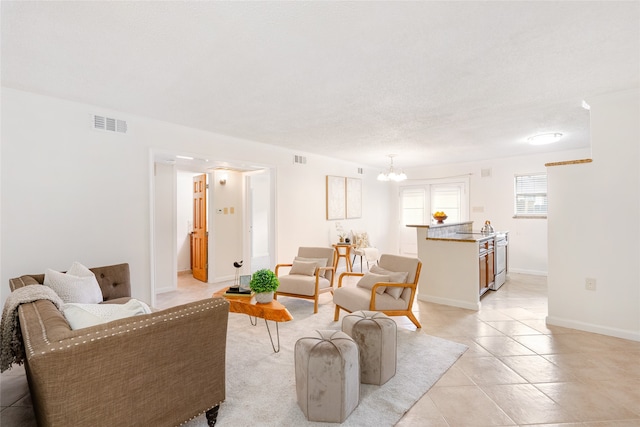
[2,272,639,426]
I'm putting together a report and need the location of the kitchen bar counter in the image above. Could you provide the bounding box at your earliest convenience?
[427,232,496,243]
[407,222,508,311]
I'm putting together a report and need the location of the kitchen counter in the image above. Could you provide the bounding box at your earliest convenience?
[407,222,508,311]
[428,232,497,243]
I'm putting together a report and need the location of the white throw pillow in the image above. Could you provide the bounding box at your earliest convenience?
[352,231,370,249]
[44,262,103,304]
[62,299,152,330]
[294,256,328,268]
[356,272,390,294]
[289,260,318,276]
[369,265,409,299]
[66,261,95,277]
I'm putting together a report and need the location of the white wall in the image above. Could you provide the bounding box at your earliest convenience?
[547,89,639,341]
[211,169,244,282]
[1,88,392,306]
[399,148,592,275]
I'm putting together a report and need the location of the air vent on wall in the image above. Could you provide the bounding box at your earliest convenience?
[357,167,363,174]
[93,114,127,134]
[481,168,492,178]
[293,154,307,165]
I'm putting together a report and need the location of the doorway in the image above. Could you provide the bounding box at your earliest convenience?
[150,150,276,305]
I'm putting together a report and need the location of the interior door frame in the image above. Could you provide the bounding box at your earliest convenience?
[244,169,277,274]
[149,148,277,307]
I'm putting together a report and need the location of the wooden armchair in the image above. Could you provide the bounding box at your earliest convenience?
[275,247,336,313]
[333,254,422,328]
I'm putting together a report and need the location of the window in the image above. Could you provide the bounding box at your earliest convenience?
[514,173,547,217]
[431,183,464,223]
[399,177,469,255]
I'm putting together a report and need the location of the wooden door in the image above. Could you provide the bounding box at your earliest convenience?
[192,174,208,282]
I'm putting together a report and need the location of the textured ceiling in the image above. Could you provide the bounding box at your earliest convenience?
[2,1,638,169]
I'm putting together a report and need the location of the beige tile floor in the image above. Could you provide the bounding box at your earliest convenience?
[2,272,640,426]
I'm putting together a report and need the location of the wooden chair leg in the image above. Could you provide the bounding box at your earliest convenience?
[406,312,422,329]
[313,296,319,314]
[334,305,341,321]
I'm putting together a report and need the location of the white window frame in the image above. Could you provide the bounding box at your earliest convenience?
[514,173,547,218]
[398,177,470,255]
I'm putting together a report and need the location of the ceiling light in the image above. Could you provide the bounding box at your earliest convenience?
[176,155,194,160]
[377,155,407,182]
[527,133,563,145]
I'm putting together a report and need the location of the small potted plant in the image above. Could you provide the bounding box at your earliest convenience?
[249,269,279,303]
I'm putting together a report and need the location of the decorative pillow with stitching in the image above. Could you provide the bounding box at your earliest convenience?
[369,265,409,299]
[289,260,318,276]
[44,262,103,304]
[352,231,370,249]
[356,272,390,294]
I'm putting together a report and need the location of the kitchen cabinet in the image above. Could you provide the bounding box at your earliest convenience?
[479,251,488,293]
[479,239,494,295]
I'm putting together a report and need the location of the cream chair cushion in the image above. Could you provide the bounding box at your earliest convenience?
[333,286,410,311]
[278,275,331,297]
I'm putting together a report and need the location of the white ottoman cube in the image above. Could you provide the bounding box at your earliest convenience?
[342,311,397,385]
[294,330,360,422]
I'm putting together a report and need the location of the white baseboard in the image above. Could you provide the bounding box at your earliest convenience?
[508,268,548,276]
[417,294,480,311]
[211,274,235,284]
[155,286,176,294]
[546,315,640,342]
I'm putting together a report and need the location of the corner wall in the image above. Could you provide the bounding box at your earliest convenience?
[547,89,640,341]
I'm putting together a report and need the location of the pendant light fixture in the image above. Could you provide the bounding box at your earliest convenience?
[377,154,407,182]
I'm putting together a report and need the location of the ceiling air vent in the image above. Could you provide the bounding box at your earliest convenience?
[293,154,307,165]
[93,114,127,134]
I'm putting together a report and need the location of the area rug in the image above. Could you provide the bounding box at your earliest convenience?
[185,298,467,426]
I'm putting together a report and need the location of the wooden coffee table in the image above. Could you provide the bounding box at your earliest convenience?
[214,287,293,352]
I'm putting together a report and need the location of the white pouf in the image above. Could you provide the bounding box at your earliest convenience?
[342,311,397,385]
[294,330,360,422]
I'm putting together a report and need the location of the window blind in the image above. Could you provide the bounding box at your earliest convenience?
[514,173,547,216]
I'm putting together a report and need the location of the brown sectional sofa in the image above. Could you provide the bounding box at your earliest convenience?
[9,263,229,427]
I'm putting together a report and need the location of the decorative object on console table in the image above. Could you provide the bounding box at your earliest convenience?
[233,260,243,285]
[335,221,347,244]
[250,269,279,303]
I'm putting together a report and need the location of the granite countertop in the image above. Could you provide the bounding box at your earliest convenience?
[426,231,506,243]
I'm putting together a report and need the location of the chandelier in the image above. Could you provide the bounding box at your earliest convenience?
[377,155,407,182]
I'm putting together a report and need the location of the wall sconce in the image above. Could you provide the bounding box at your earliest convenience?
[219,173,228,185]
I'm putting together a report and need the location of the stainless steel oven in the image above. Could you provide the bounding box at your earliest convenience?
[491,233,508,290]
